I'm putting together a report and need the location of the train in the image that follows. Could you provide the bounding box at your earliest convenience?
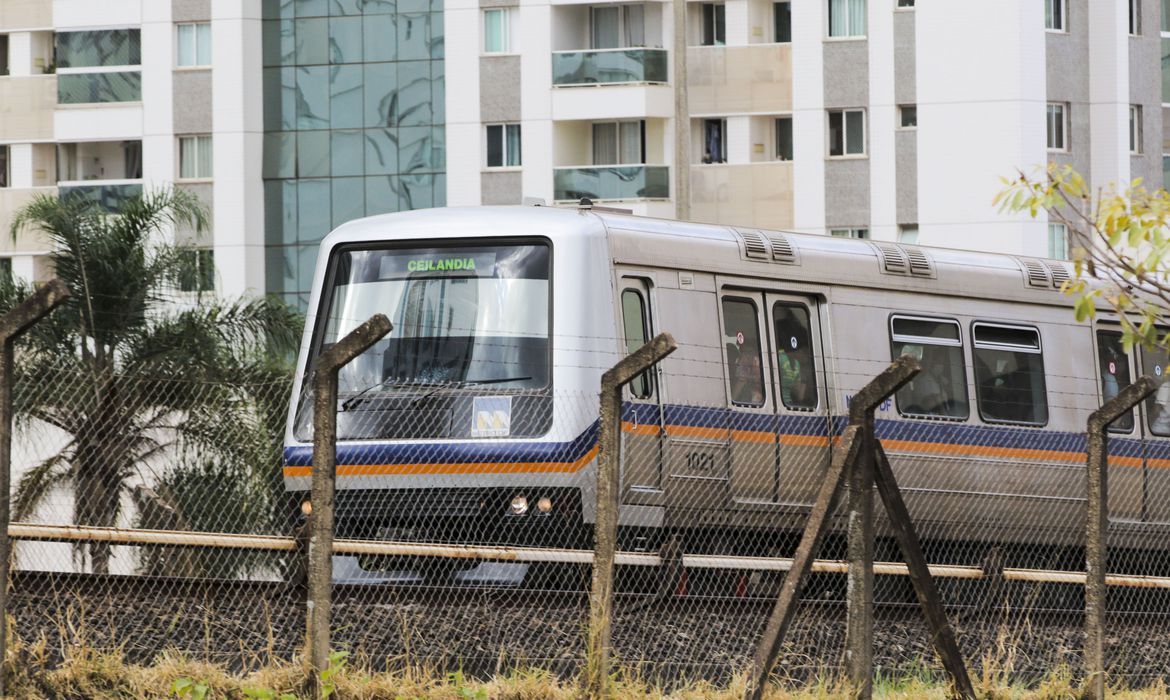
[282,202,1170,578]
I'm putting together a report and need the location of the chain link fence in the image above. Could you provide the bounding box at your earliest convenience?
[7,346,1170,691]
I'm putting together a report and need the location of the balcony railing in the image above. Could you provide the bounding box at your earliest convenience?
[552,48,667,87]
[58,180,143,211]
[553,165,669,201]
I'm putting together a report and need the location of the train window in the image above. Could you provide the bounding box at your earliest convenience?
[621,288,652,399]
[773,303,817,410]
[723,297,765,407]
[1141,343,1170,436]
[972,323,1048,425]
[1097,331,1134,432]
[889,316,969,419]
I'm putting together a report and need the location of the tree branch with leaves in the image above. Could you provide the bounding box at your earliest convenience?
[996,163,1170,350]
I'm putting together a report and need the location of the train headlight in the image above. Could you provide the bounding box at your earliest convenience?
[536,497,553,514]
[300,499,313,517]
[510,494,529,516]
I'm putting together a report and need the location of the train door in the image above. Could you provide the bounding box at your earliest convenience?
[1138,340,1170,522]
[619,278,665,505]
[719,291,778,502]
[1094,329,1143,521]
[765,295,830,505]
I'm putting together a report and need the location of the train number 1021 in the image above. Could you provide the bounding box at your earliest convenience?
[685,451,716,473]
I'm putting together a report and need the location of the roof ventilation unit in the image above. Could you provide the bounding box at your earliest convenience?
[904,247,935,278]
[873,242,909,275]
[739,229,770,260]
[1045,261,1071,288]
[766,233,799,264]
[1020,258,1053,288]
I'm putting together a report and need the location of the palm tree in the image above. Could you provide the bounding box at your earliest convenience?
[6,189,301,574]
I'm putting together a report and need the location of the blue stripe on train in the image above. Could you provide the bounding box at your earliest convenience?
[284,402,1143,466]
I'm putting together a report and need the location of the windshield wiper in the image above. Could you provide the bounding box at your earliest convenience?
[340,378,445,411]
[408,376,533,407]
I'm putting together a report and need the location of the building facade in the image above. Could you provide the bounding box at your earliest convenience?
[0,0,1167,301]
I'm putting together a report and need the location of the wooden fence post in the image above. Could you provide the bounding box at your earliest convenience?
[0,279,70,698]
[1084,376,1158,700]
[306,314,392,699]
[586,332,676,698]
[746,355,918,700]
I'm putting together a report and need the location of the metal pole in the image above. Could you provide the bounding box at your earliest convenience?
[746,355,918,700]
[586,332,676,698]
[0,279,70,698]
[306,314,391,699]
[672,0,690,220]
[1084,375,1157,700]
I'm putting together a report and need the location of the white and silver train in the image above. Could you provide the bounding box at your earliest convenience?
[283,204,1170,571]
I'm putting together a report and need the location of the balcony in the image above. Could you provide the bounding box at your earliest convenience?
[690,162,793,230]
[552,48,667,87]
[58,181,143,211]
[0,76,56,141]
[553,165,669,202]
[687,44,792,115]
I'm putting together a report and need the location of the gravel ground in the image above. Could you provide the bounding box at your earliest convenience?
[9,573,1170,688]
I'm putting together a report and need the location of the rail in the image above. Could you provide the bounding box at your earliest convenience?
[11,522,1170,589]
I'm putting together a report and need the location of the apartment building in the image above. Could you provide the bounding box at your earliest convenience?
[0,0,263,296]
[444,0,1169,260]
[2,1,1165,305]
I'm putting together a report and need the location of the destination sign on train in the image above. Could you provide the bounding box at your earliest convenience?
[379,251,498,278]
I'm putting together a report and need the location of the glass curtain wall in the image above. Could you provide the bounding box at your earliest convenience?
[262,0,446,309]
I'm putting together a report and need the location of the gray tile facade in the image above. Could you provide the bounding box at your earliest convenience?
[480,55,521,123]
[173,70,213,135]
[481,170,522,204]
[172,0,211,23]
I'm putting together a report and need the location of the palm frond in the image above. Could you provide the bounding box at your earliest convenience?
[13,451,74,521]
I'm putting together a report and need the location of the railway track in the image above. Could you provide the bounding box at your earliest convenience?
[12,568,1170,685]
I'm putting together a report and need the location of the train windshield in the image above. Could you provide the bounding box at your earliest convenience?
[310,242,550,408]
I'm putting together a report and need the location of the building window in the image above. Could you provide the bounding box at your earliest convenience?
[830,228,868,239]
[1130,105,1143,154]
[591,5,645,49]
[702,119,727,163]
[899,105,917,128]
[1163,154,1170,191]
[179,135,213,179]
[828,0,866,37]
[1164,0,1170,32]
[484,8,512,53]
[178,248,215,292]
[1048,223,1068,259]
[1046,103,1067,151]
[0,146,8,188]
[1130,0,1141,35]
[56,29,141,68]
[0,259,11,285]
[176,23,211,67]
[828,109,865,156]
[774,2,791,42]
[486,123,521,168]
[1046,0,1066,31]
[775,116,793,160]
[0,35,8,76]
[1163,37,1170,104]
[898,225,918,244]
[593,121,644,164]
[897,0,914,7]
[701,3,726,46]
[57,72,142,104]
